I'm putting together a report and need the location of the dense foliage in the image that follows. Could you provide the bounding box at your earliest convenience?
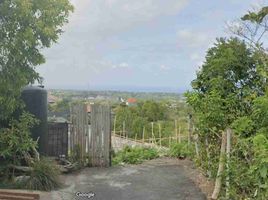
[0,0,73,190]
[114,100,189,145]
[0,0,73,122]
[112,146,159,165]
[186,29,268,199]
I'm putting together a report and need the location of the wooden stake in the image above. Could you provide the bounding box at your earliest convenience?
[178,126,181,143]
[113,115,117,136]
[151,122,155,144]
[142,127,145,143]
[175,120,178,143]
[226,128,232,199]
[212,131,227,200]
[159,123,162,147]
[205,136,212,178]
[169,136,171,148]
[194,134,200,158]
[188,114,192,145]
[123,121,126,138]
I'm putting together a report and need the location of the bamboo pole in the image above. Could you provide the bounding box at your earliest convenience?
[188,114,192,145]
[205,136,212,178]
[123,121,126,139]
[159,123,162,147]
[142,127,145,143]
[151,122,155,144]
[178,125,181,143]
[194,134,200,158]
[226,128,232,199]
[113,115,117,136]
[175,119,178,143]
[212,131,227,200]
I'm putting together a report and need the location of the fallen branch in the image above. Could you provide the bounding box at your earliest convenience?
[9,165,33,172]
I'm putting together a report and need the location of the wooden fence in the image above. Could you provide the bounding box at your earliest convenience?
[90,105,111,167]
[69,104,111,167]
[70,104,88,162]
[47,122,68,157]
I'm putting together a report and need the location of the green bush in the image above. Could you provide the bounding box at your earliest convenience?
[112,146,159,165]
[20,158,61,191]
[168,142,193,159]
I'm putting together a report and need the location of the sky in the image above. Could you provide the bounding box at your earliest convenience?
[37,0,265,92]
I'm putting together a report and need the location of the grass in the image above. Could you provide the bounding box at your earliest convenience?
[19,158,62,191]
[112,146,159,165]
[168,142,194,159]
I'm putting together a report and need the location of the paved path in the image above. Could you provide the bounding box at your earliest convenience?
[41,158,206,200]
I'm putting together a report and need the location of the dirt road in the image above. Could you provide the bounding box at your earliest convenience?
[41,158,207,200]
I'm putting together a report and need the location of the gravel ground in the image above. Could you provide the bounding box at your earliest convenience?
[41,158,208,200]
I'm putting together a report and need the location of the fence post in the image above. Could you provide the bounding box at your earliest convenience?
[123,121,126,139]
[113,115,116,136]
[159,122,162,147]
[175,119,178,143]
[142,127,145,143]
[178,125,181,143]
[188,114,193,146]
[212,131,227,200]
[226,128,232,199]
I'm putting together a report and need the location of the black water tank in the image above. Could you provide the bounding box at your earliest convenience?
[21,86,48,155]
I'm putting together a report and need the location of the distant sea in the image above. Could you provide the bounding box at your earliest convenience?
[46,85,188,93]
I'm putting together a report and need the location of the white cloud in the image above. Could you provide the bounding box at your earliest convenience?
[69,0,189,38]
[190,53,202,61]
[177,29,209,48]
[112,62,130,69]
[38,0,191,88]
[160,65,171,71]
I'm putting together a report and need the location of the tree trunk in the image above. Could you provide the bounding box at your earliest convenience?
[211,131,227,200]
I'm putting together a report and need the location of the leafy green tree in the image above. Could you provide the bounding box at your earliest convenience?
[186,37,266,132]
[0,0,73,122]
[141,100,165,122]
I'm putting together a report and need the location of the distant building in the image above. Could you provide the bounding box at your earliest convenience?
[48,93,60,105]
[126,98,137,106]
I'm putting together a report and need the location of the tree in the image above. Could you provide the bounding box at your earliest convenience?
[186,37,266,132]
[0,0,73,122]
[228,6,268,78]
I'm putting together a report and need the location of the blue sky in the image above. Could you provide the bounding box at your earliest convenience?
[38,0,264,92]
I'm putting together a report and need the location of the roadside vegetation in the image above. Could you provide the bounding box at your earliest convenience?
[112,146,159,165]
[183,7,268,199]
[0,0,73,191]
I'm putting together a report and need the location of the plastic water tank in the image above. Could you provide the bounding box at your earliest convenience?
[21,85,48,155]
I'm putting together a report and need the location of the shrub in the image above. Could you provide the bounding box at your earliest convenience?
[168,142,193,159]
[112,146,159,165]
[20,158,61,191]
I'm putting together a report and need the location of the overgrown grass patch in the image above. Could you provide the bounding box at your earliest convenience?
[18,158,62,191]
[112,146,159,165]
[168,142,194,159]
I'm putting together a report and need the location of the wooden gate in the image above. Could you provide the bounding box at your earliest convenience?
[47,122,68,157]
[69,104,111,167]
[70,104,88,162]
[90,105,111,167]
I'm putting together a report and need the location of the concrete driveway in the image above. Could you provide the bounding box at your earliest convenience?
[41,158,207,200]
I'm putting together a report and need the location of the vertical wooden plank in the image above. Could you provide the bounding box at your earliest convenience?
[90,105,111,167]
